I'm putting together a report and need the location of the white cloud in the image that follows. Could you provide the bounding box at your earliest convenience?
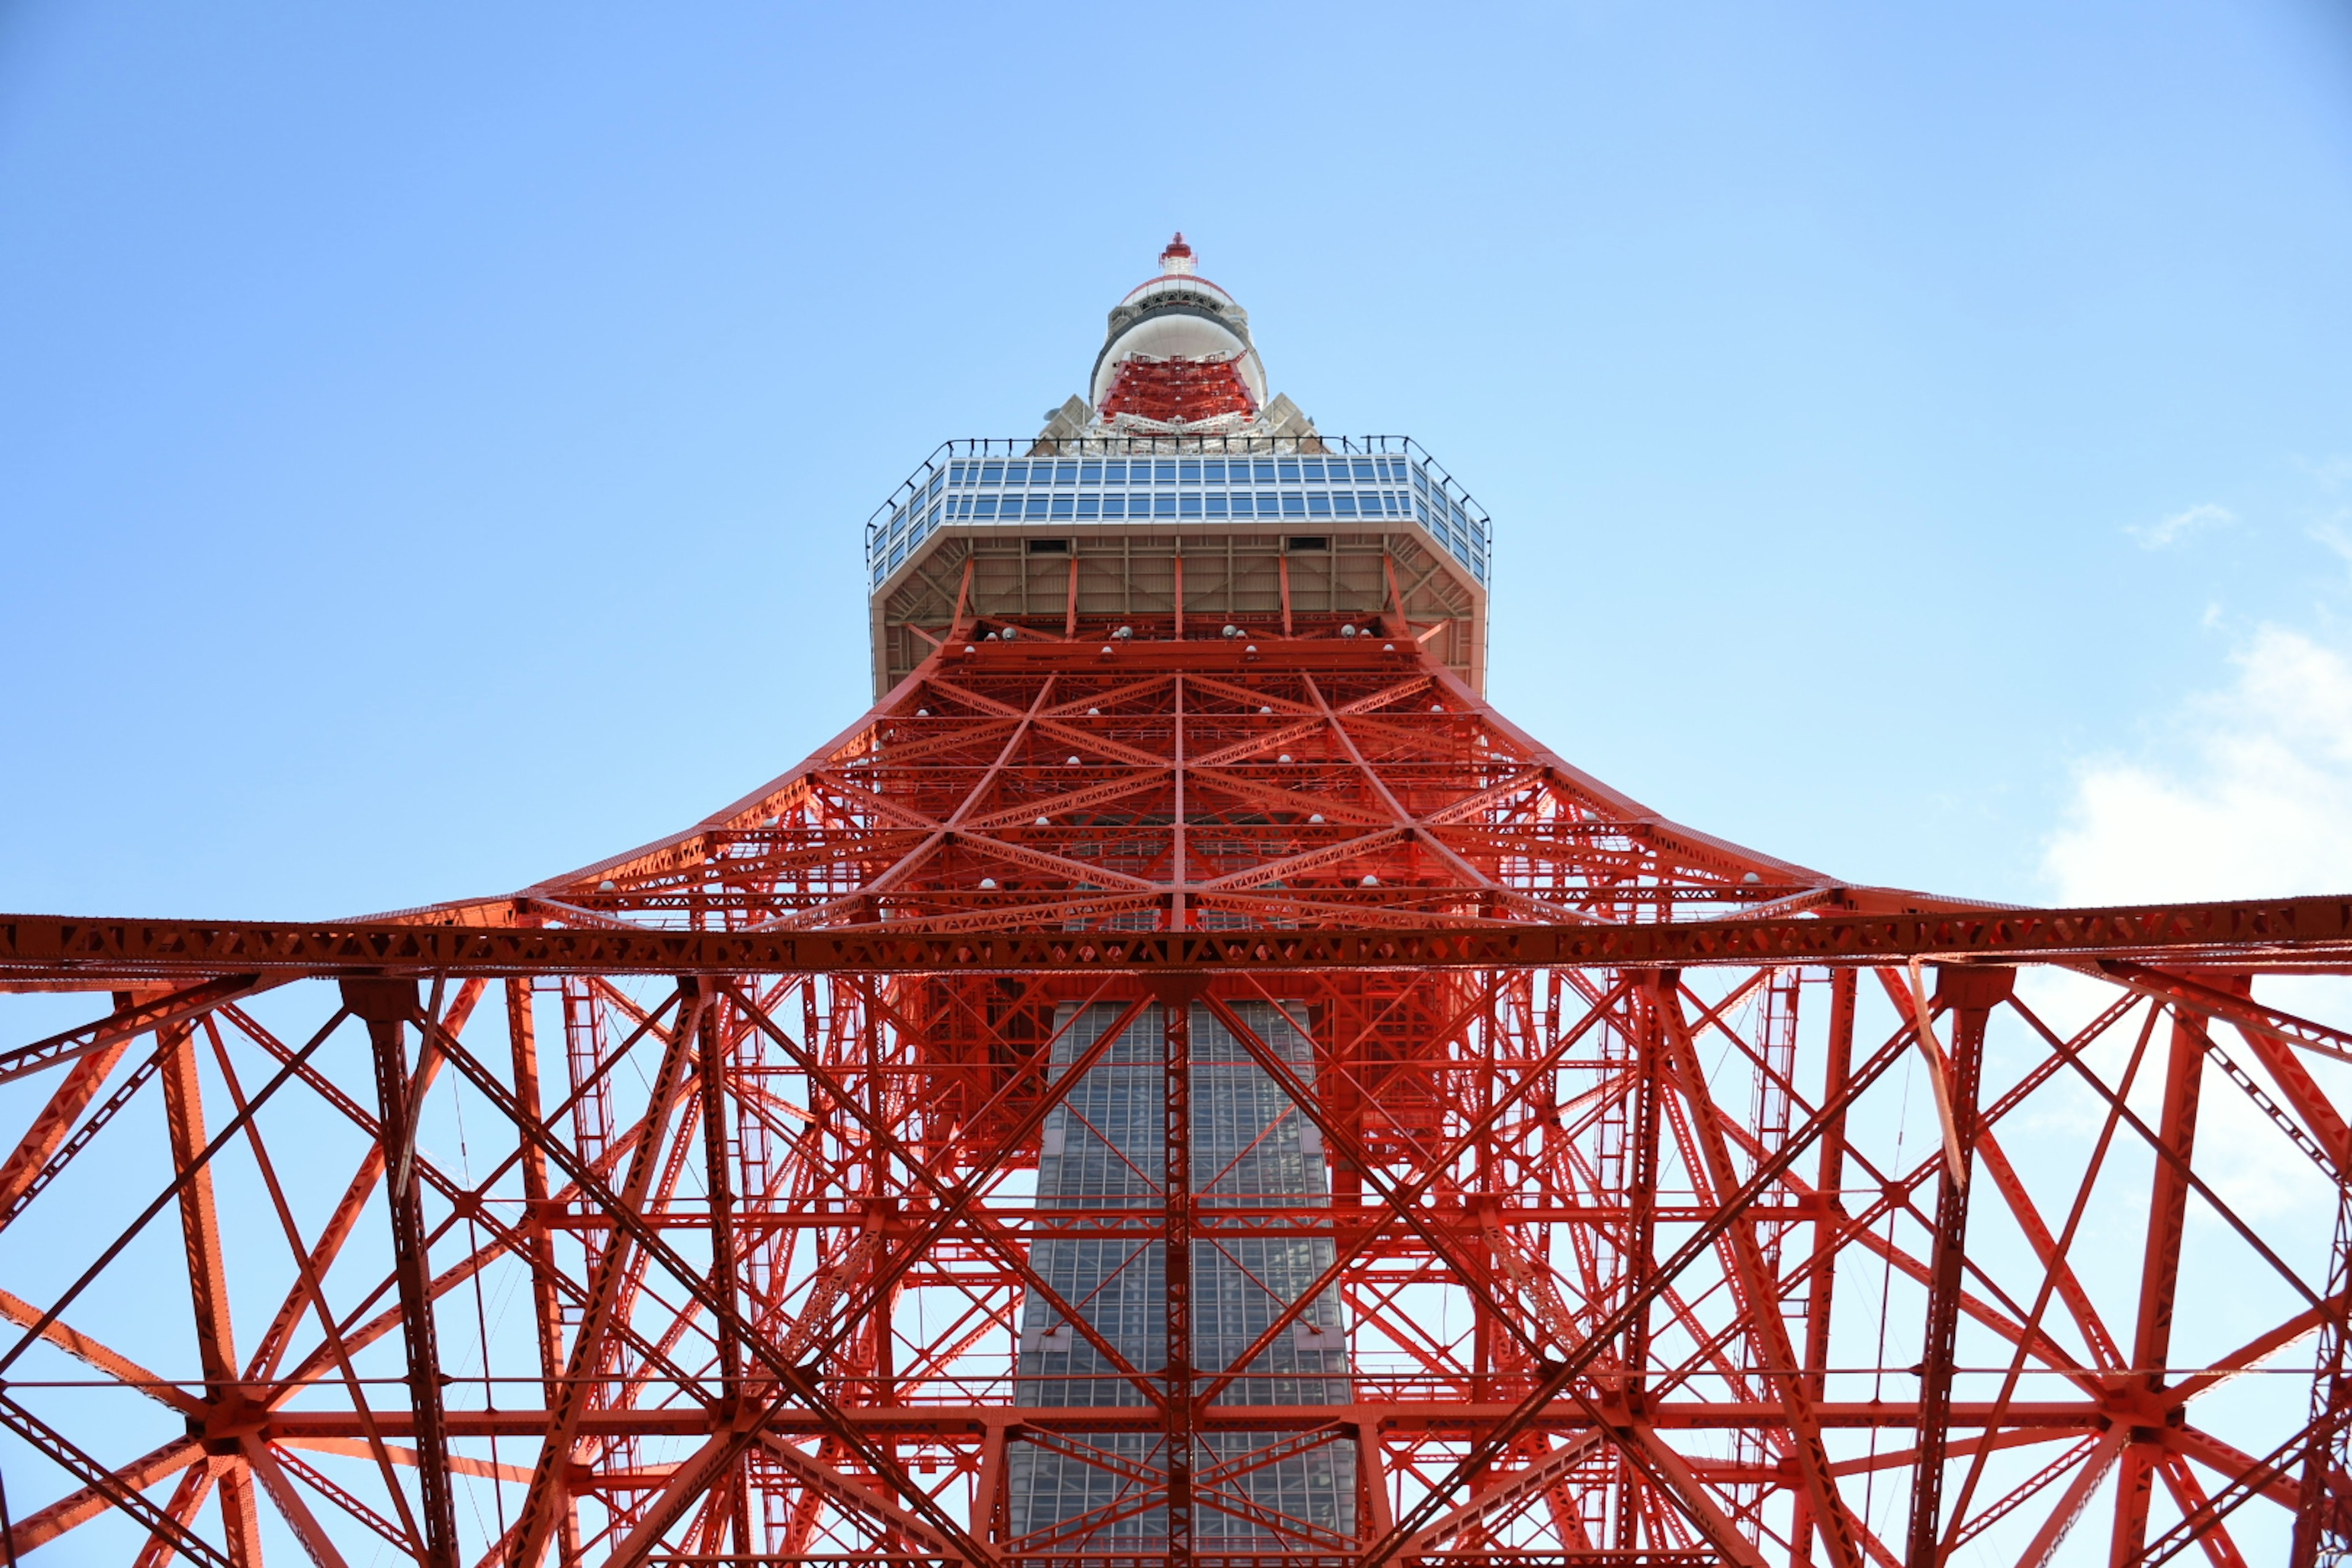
[2044,625,2352,905]
[2311,518,2352,577]
[2040,627,2352,1232]
[2127,501,2237,549]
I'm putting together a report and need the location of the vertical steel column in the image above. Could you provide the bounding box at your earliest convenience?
[503,978,580,1568]
[1159,983,1202,1568]
[156,1012,264,1567]
[1792,968,1856,1567]
[1904,965,2012,1568]
[2293,1157,2352,1567]
[2112,1003,2209,1562]
[692,980,755,1567]
[345,976,459,1568]
[1615,973,1666,1556]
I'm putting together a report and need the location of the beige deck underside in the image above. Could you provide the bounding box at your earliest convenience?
[871,526,1486,697]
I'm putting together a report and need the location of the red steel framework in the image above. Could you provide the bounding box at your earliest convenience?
[6,609,2352,1568]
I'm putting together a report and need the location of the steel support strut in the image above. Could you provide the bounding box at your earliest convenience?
[1158,979,1204,1568]
[1905,965,2012,1568]
[345,976,460,1568]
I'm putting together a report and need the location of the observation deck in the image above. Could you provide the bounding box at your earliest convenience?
[864,435,1492,699]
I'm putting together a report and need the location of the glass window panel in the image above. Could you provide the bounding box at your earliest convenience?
[1308,493,1332,518]
[1026,496,1049,518]
[1052,496,1074,518]
[1254,459,1278,483]
[929,472,945,496]
[1105,460,1127,483]
[1226,494,1250,518]
[1278,459,1302,483]
[1155,494,1177,517]
[975,497,998,518]
[1155,460,1177,483]
[1180,494,1202,517]
[949,461,967,484]
[1333,494,1357,517]
[1006,461,1029,484]
[982,461,1005,484]
[1259,492,1279,513]
[1179,459,1202,482]
[1101,495,1125,518]
[1204,459,1226,482]
[1411,466,1428,492]
[1205,494,1227,518]
[1080,462,1102,483]
[1351,459,1375,481]
[1302,459,1324,481]
[1282,493,1306,517]
[1056,461,1077,484]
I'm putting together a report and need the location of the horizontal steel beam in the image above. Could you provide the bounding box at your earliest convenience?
[255,1400,2110,1440]
[3,894,2350,984]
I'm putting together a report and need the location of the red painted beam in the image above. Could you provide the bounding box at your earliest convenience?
[1,893,2348,991]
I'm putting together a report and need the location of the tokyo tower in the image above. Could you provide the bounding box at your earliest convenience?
[6,235,2352,1567]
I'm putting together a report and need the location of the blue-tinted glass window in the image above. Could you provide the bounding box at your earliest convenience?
[889,540,906,568]
[1254,459,1278,483]
[1180,494,1202,517]
[1351,459,1375,482]
[929,472,945,496]
[1055,462,1078,484]
[1155,493,1177,517]
[1204,459,1226,482]
[1411,466,1428,492]
[1024,496,1048,518]
[1101,495,1125,518]
[927,502,941,527]
[976,497,999,518]
[1308,493,1332,518]
[1052,496,1074,518]
[1155,460,1177,483]
[1106,460,1127,483]
[1278,459,1302,483]
[1179,459,1201,482]
[1206,495,1228,518]
[1229,494,1253,518]
[1005,461,1028,484]
[982,461,1005,484]
[1283,493,1306,518]
[1080,462,1102,483]
[1259,492,1280,514]
[1078,496,1099,519]
[1333,494,1357,518]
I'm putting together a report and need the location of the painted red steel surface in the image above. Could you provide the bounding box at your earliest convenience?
[3,622,2350,1568]
[1098,358,1258,426]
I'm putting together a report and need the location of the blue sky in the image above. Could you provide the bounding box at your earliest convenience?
[4,0,2351,920]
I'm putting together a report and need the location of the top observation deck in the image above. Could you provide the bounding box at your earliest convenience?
[860,237,1492,698]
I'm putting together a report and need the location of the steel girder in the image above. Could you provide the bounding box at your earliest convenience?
[4,631,2352,1568]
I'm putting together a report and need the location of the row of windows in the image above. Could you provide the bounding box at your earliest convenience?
[953,488,1423,523]
[951,456,1417,488]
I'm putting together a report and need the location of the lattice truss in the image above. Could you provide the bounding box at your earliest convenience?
[5,632,2352,1568]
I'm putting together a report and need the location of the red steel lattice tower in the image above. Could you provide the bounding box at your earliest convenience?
[7,236,2352,1568]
